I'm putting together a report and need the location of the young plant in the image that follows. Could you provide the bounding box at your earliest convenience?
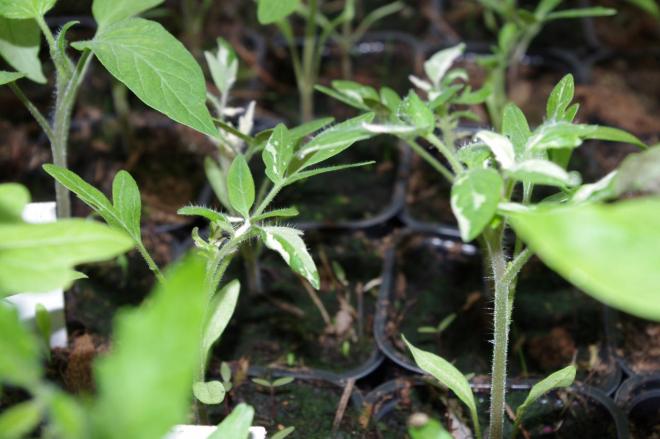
[251,376,295,425]
[256,0,403,121]
[325,67,655,437]
[476,0,616,129]
[0,0,217,218]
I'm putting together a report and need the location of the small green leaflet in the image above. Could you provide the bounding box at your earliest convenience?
[193,381,226,405]
[451,169,503,242]
[0,70,24,85]
[408,417,453,439]
[475,130,515,169]
[177,206,234,232]
[546,7,616,20]
[200,280,240,370]
[502,103,530,157]
[0,17,46,83]
[402,336,480,438]
[226,155,255,218]
[209,403,254,439]
[424,44,464,87]
[0,0,57,19]
[507,159,581,188]
[515,365,576,426]
[92,0,164,28]
[0,303,42,387]
[259,226,319,289]
[615,146,660,195]
[402,91,435,134]
[508,198,660,321]
[112,171,142,243]
[546,74,574,121]
[271,426,296,439]
[0,183,29,223]
[257,0,300,24]
[263,124,293,184]
[0,399,42,439]
[72,18,217,137]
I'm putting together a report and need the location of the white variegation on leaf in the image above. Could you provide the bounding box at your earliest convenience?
[451,168,503,242]
[475,130,516,169]
[409,74,432,92]
[508,159,581,187]
[423,43,465,87]
[572,171,617,203]
[262,124,293,184]
[205,38,238,96]
[362,123,417,134]
[259,226,319,289]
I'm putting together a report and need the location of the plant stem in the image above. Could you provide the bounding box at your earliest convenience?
[254,182,283,217]
[136,243,165,284]
[8,83,53,141]
[425,133,464,174]
[300,0,320,122]
[405,138,454,182]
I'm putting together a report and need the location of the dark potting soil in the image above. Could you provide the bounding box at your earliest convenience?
[405,153,455,226]
[277,138,401,224]
[214,232,387,374]
[616,313,660,375]
[590,0,660,51]
[209,379,365,438]
[369,381,620,438]
[388,235,617,388]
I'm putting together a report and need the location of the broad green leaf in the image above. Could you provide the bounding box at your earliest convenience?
[515,365,576,425]
[285,161,374,185]
[546,7,616,20]
[201,280,240,368]
[615,146,660,195]
[315,84,369,111]
[226,155,255,218]
[208,403,254,439]
[578,125,646,148]
[92,0,164,28]
[72,18,216,137]
[451,168,503,241]
[546,74,574,120]
[331,80,380,106]
[271,426,296,439]
[0,17,46,83]
[424,44,464,86]
[289,117,334,141]
[402,91,435,134]
[475,130,515,169]
[272,376,294,387]
[177,206,234,231]
[380,86,402,113]
[0,0,56,19]
[0,70,24,85]
[263,124,293,184]
[457,144,491,170]
[502,103,530,156]
[112,171,142,242]
[257,0,300,24]
[408,416,453,439]
[0,220,133,296]
[193,381,226,405]
[0,183,30,223]
[260,226,319,289]
[91,256,207,439]
[48,393,86,439]
[526,122,583,151]
[297,113,375,169]
[0,399,42,439]
[571,172,618,203]
[251,207,299,223]
[204,157,229,209]
[508,159,581,187]
[0,303,41,386]
[402,336,479,435]
[251,378,271,387]
[508,199,660,320]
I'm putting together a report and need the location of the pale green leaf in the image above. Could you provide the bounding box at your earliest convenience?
[0,183,30,223]
[451,168,503,241]
[272,376,294,387]
[91,256,207,439]
[204,157,229,209]
[193,381,226,405]
[260,226,319,289]
[201,280,240,368]
[0,70,24,85]
[0,17,46,83]
[263,123,293,184]
[502,103,530,157]
[424,44,464,86]
[72,18,216,137]
[208,403,254,439]
[508,199,660,320]
[226,155,254,218]
[0,303,41,387]
[289,117,334,141]
[546,7,616,20]
[615,146,660,195]
[47,393,86,439]
[475,130,516,169]
[0,399,42,439]
[402,91,435,134]
[508,159,581,187]
[408,416,453,439]
[285,161,375,185]
[257,0,300,24]
[546,74,574,120]
[177,206,233,231]
[0,0,56,19]
[112,171,142,242]
[515,365,576,424]
[271,426,295,439]
[35,303,51,348]
[315,84,369,111]
[92,0,164,28]
[251,207,299,223]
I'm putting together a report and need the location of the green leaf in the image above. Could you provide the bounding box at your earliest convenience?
[408,416,453,439]
[297,113,375,169]
[251,378,271,387]
[0,17,46,83]
[92,0,164,28]
[507,159,581,187]
[578,125,646,148]
[35,303,51,348]
[526,122,583,151]
[331,80,380,106]
[546,7,616,20]
[546,74,574,121]
[615,146,660,195]
[259,226,319,289]
[289,117,334,141]
[451,168,503,241]
[402,91,435,134]
[0,303,41,386]
[193,381,226,405]
[315,84,369,111]
[47,392,86,439]
[0,70,24,85]
[380,86,402,113]
[0,220,133,296]
[0,399,42,439]
[424,44,464,86]
[456,144,491,170]
[515,365,576,425]
[251,207,299,223]
[257,0,300,23]
[0,0,56,19]
[627,0,660,18]
[475,130,516,169]
[285,161,375,185]
[535,0,562,18]
[177,206,234,231]
[112,171,142,242]
[263,123,294,184]
[208,403,254,439]
[201,280,240,369]
[402,336,479,435]
[271,426,296,439]
[204,157,229,209]
[72,18,216,137]
[226,155,255,218]
[502,103,530,157]
[272,376,294,387]
[90,256,207,439]
[0,183,30,223]
[508,199,660,320]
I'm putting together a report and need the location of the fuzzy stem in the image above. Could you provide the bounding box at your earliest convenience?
[299,0,320,122]
[8,83,53,141]
[405,138,454,182]
[136,243,165,284]
[425,133,464,175]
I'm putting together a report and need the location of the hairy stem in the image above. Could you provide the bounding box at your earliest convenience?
[405,138,454,182]
[136,243,165,284]
[300,0,319,122]
[426,133,464,175]
[8,83,53,141]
